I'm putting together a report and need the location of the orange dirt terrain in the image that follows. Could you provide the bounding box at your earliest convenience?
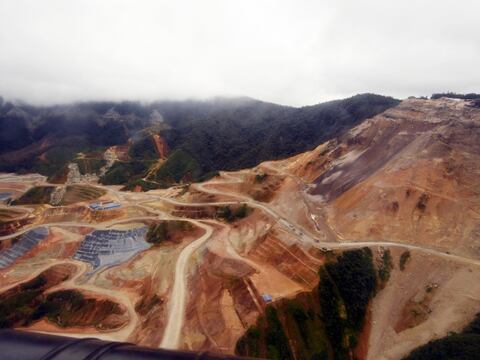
[1,97,480,359]
[280,99,480,257]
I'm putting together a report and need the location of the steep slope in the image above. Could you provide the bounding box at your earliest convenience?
[4,96,480,360]
[283,97,480,257]
[171,97,480,359]
[248,97,480,359]
[158,94,400,173]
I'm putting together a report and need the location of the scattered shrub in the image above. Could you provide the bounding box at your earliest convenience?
[399,251,411,271]
[378,249,393,284]
[217,204,251,222]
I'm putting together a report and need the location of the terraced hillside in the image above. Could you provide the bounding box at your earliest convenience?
[1,97,480,360]
[0,228,49,268]
[60,185,106,205]
[12,186,56,205]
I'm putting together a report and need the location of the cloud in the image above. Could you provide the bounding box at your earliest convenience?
[0,0,478,106]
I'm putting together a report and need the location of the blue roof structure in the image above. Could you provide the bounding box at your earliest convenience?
[0,227,48,269]
[0,192,12,201]
[262,294,273,302]
[89,202,121,210]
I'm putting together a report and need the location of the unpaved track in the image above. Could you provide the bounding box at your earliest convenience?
[160,220,213,349]
[189,172,480,269]
[0,216,162,242]
[5,166,480,350]
[9,259,140,342]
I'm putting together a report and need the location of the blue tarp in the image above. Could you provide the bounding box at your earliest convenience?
[262,294,273,302]
[89,202,121,210]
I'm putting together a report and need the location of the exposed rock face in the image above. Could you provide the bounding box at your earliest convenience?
[152,134,169,159]
[3,97,480,359]
[49,186,66,205]
[288,98,480,257]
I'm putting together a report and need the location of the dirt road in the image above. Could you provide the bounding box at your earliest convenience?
[160,220,213,349]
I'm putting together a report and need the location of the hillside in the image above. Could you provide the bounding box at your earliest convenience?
[0,94,399,188]
[1,97,480,360]
[256,97,480,359]
[281,97,480,257]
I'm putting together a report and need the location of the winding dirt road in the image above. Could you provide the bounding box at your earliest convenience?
[160,220,213,349]
[4,166,480,351]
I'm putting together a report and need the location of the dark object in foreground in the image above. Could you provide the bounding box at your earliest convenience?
[403,313,480,360]
[0,330,258,360]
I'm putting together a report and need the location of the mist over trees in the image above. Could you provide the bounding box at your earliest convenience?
[430,92,480,100]
[0,93,399,185]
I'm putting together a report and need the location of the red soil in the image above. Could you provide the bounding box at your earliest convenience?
[152,134,169,159]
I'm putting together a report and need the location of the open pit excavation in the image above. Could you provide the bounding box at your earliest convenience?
[1,97,480,359]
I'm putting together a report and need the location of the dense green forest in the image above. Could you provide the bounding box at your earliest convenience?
[430,92,480,100]
[145,221,192,245]
[404,313,480,360]
[157,94,400,173]
[0,94,399,186]
[0,271,120,330]
[236,248,379,360]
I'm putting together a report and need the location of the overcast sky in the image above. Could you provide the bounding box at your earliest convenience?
[0,0,479,106]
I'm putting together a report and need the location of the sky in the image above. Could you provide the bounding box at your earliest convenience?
[0,0,479,106]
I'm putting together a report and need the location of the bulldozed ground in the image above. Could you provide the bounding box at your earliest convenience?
[1,98,480,359]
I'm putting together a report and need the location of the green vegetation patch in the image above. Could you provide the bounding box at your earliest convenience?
[60,185,106,205]
[151,149,201,184]
[0,268,123,330]
[317,248,377,359]
[0,274,49,328]
[404,312,480,360]
[12,186,56,205]
[122,178,164,191]
[216,204,251,223]
[416,194,429,212]
[47,165,70,184]
[399,250,411,271]
[0,288,43,328]
[32,146,83,177]
[100,160,154,185]
[323,248,377,329]
[129,135,159,160]
[282,299,329,360]
[0,288,122,330]
[236,306,293,360]
[264,307,293,360]
[30,289,124,329]
[146,221,193,246]
[73,158,107,175]
[197,170,220,183]
[255,172,268,183]
[33,290,87,327]
[378,249,394,284]
[135,294,163,316]
[237,248,377,360]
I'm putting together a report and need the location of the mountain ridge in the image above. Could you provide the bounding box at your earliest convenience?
[0,93,399,189]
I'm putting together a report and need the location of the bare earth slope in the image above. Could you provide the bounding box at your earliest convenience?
[285,98,480,257]
[1,97,480,359]
[264,97,480,358]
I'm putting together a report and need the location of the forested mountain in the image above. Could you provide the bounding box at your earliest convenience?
[158,94,399,172]
[0,94,399,188]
